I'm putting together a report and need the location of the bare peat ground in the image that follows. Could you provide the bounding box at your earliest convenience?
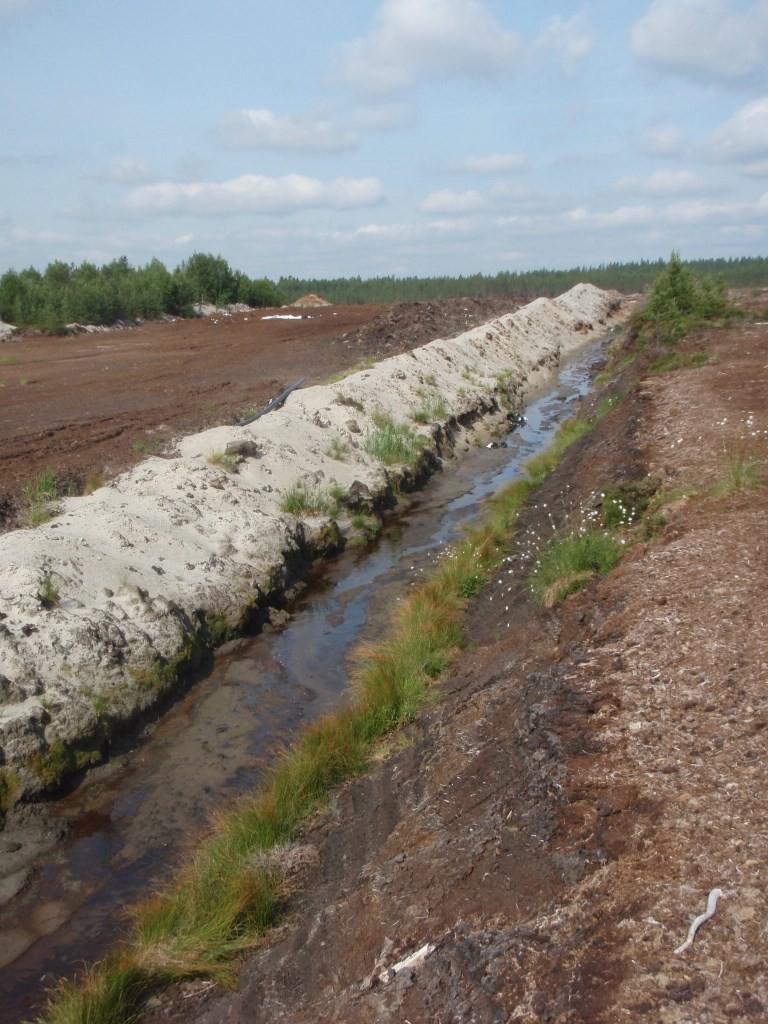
[0,297,516,529]
[144,310,767,1023]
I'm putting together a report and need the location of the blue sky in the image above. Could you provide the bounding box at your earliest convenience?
[2,0,768,278]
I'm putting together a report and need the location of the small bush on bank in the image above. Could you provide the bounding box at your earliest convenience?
[634,252,735,346]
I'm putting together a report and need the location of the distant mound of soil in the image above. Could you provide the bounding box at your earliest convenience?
[291,293,331,308]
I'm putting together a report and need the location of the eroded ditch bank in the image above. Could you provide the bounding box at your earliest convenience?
[0,332,618,1022]
[0,284,622,809]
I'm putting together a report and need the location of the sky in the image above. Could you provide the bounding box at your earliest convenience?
[2,0,768,279]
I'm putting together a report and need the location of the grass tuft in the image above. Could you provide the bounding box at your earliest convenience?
[528,529,623,608]
[324,437,350,461]
[411,391,448,425]
[38,571,60,609]
[279,481,334,516]
[207,450,239,473]
[364,411,425,466]
[648,351,709,374]
[24,467,61,526]
[714,449,763,496]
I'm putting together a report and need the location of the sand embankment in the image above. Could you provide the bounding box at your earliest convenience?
[0,284,624,803]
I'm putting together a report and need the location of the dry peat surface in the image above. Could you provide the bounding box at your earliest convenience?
[0,297,514,529]
[146,313,767,1024]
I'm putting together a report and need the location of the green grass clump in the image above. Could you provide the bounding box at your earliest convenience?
[649,351,709,374]
[23,467,61,526]
[601,477,659,529]
[325,437,350,461]
[412,391,448,424]
[364,411,425,466]
[714,450,763,496]
[32,740,102,789]
[350,513,381,544]
[38,571,60,609]
[529,530,622,608]
[279,481,334,516]
[207,450,239,473]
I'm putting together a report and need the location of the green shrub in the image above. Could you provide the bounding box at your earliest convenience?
[635,252,733,345]
[529,530,622,607]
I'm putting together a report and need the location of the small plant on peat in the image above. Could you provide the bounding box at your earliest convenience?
[714,449,763,496]
[364,411,425,466]
[350,512,381,544]
[280,481,335,516]
[82,471,106,495]
[38,571,60,609]
[649,351,709,374]
[528,529,623,608]
[333,393,364,413]
[325,436,350,461]
[207,450,239,473]
[411,390,448,425]
[23,467,60,526]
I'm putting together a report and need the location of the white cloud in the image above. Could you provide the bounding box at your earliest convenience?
[713,97,768,159]
[419,188,486,213]
[340,0,521,92]
[126,174,385,215]
[347,104,409,130]
[102,157,152,184]
[741,159,768,176]
[663,199,749,223]
[617,169,708,196]
[536,13,595,74]
[463,153,527,174]
[218,109,357,152]
[631,0,768,80]
[565,198,755,231]
[643,124,683,157]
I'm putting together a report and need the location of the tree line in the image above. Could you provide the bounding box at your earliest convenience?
[2,253,766,331]
[0,254,281,332]
[277,255,768,304]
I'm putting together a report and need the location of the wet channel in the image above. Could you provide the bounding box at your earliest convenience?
[0,338,608,1021]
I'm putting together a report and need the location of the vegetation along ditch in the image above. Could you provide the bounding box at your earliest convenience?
[0,326,623,1022]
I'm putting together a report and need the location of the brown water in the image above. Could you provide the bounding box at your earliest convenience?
[0,339,607,1022]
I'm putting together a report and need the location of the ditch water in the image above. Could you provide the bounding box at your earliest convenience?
[0,337,607,1022]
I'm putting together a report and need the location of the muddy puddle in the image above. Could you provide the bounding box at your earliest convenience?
[0,338,608,1021]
